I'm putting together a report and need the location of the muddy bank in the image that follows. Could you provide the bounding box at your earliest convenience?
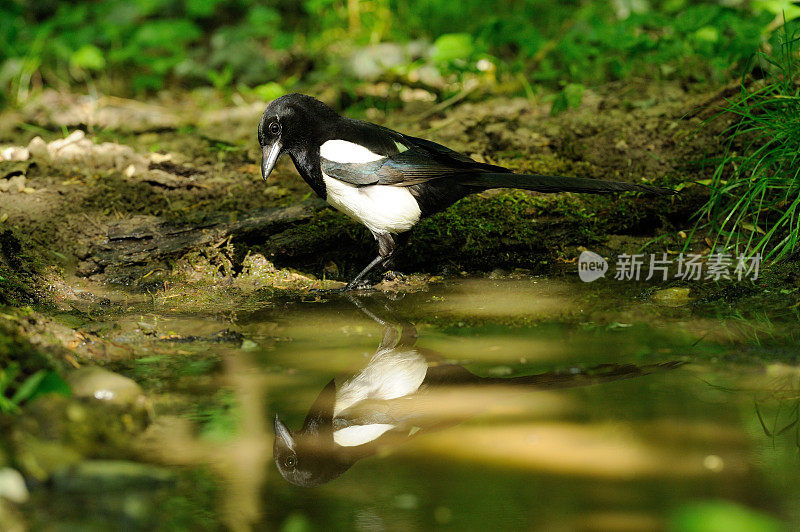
[0,82,723,303]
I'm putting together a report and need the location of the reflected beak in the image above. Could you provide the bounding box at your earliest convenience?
[274,414,295,450]
[261,142,282,181]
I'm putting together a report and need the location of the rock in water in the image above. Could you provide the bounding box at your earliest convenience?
[66,367,147,410]
[0,468,29,503]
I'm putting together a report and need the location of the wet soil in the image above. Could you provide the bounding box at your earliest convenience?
[0,81,720,298]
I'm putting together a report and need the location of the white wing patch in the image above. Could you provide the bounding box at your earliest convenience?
[333,423,395,447]
[320,140,386,163]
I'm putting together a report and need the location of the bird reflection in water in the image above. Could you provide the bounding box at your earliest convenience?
[273,295,682,487]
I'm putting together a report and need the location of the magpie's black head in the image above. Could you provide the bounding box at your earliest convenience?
[273,414,352,487]
[258,93,340,181]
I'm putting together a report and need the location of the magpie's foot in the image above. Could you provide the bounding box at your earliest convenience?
[309,280,374,294]
[346,279,376,291]
[309,287,349,295]
[382,270,406,282]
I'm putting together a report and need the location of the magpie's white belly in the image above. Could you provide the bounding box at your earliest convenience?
[333,423,395,447]
[322,173,421,235]
[332,348,428,447]
[334,348,428,417]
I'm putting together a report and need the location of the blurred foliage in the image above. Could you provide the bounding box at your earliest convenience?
[0,0,798,105]
[0,363,70,413]
[0,318,71,413]
[668,500,783,532]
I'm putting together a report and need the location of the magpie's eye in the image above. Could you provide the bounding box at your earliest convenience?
[284,455,296,469]
[269,121,281,135]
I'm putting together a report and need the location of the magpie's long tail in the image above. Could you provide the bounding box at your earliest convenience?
[464,172,674,196]
[483,361,685,389]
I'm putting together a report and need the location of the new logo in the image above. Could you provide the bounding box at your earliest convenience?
[578,250,608,282]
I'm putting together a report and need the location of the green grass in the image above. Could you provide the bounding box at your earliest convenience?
[0,362,70,413]
[698,29,800,262]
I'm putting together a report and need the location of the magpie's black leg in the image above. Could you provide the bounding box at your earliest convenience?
[381,232,410,278]
[345,254,386,290]
[344,232,397,290]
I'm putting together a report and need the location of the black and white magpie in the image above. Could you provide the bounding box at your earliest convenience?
[273,295,683,487]
[259,93,673,289]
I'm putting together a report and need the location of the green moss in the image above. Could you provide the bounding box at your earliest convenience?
[405,191,604,273]
[0,316,62,377]
[0,228,47,307]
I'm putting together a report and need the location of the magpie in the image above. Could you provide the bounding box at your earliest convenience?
[273,295,683,487]
[259,93,674,289]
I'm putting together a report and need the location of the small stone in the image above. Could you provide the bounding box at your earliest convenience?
[651,287,692,307]
[0,147,30,162]
[488,268,507,279]
[137,321,157,335]
[66,367,147,409]
[148,152,172,164]
[6,175,26,193]
[615,139,629,152]
[323,261,339,278]
[242,253,277,277]
[0,468,29,504]
[47,130,86,157]
[241,339,258,351]
[27,136,49,159]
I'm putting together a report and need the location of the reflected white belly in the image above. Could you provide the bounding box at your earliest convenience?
[323,173,421,235]
[333,423,395,447]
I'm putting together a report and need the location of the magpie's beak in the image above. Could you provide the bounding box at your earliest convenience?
[274,414,295,450]
[261,142,282,181]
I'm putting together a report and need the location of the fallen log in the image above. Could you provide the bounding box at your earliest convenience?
[80,202,324,275]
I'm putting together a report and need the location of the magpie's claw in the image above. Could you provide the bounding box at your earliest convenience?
[345,279,376,291]
[309,282,374,295]
[382,270,406,282]
[309,287,348,295]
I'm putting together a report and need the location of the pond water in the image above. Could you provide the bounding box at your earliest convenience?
[23,279,799,531]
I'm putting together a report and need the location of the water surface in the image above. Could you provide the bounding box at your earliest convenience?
[27,278,800,530]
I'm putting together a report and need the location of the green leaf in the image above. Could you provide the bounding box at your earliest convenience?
[563,83,585,109]
[753,0,800,21]
[0,396,19,413]
[10,369,47,404]
[669,500,783,532]
[432,33,475,64]
[0,364,20,393]
[70,45,105,71]
[186,0,222,17]
[134,20,201,49]
[550,83,585,115]
[253,82,284,102]
[694,26,719,43]
[207,66,233,90]
[9,370,70,406]
[29,371,71,400]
